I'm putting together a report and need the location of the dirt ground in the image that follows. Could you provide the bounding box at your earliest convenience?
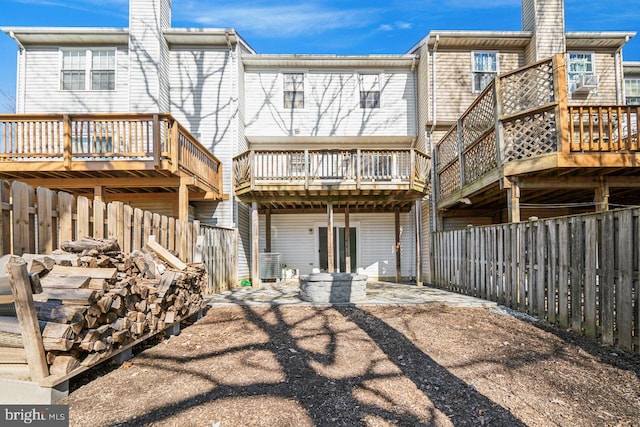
[63,304,640,426]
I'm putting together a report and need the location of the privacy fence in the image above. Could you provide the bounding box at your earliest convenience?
[0,180,236,293]
[432,208,639,353]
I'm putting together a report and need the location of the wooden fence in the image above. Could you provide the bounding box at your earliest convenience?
[432,208,640,353]
[0,180,237,293]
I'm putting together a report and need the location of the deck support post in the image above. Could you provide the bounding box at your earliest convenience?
[265,209,271,253]
[415,200,422,286]
[595,178,610,212]
[251,201,261,287]
[94,186,103,202]
[327,202,335,273]
[344,206,351,273]
[178,177,190,260]
[507,179,521,223]
[395,208,401,283]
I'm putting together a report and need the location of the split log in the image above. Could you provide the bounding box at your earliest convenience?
[0,347,27,364]
[40,275,90,290]
[50,265,117,280]
[48,354,80,376]
[146,237,187,271]
[34,288,102,305]
[60,237,120,254]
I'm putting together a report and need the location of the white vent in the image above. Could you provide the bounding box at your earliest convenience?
[574,74,599,93]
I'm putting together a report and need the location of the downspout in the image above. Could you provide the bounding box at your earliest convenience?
[615,35,629,104]
[9,31,25,113]
[429,34,439,233]
[411,56,417,148]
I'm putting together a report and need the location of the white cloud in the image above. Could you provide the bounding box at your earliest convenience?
[379,24,393,31]
[176,2,382,38]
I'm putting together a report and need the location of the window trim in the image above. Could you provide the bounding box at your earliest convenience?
[624,78,640,102]
[282,72,305,109]
[59,48,117,92]
[471,51,499,94]
[358,73,381,109]
[567,51,596,92]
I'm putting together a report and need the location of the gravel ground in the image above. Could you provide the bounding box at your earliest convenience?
[63,304,640,426]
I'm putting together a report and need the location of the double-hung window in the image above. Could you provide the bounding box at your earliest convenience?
[472,52,498,93]
[567,52,595,91]
[283,73,304,109]
[625,78,640,105]
[359,74,380,108]
[61,49,116,91]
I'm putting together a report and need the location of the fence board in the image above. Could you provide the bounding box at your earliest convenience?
[123,204,133,254]
[36,187,54,254]
[518,223,527,312]
[547,219,558,324]
[93,199,105,239]
[0,181,10,254]
[584,217,597,338]
[133,208,143,251]
[57,192,74,244]
[536,221,546,318]
[77,196,90,239]
[558,218,570,328]
[600,212,615,345]
[12,181,34,256]
[570,217,584,334]
[617,210,633,350]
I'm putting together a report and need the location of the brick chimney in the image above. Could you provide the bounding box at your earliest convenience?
[128,0,172,113]
[522,0,566,63]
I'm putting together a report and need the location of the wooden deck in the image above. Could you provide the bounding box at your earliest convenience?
[0,114,223,203]
[233,148,430,212]
[434,54,640,222]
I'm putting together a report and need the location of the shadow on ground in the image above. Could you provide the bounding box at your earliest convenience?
[109,303,526,426]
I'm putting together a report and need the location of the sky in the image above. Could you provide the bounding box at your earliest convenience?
[0,0,639,112]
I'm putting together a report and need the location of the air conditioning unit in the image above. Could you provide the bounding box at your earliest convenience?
[574,74,599,94]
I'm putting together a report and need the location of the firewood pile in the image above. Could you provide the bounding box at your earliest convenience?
[0,237,207,377]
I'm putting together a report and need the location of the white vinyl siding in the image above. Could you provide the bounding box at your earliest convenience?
[245,69,417,138]
[20,47,129,113]
[471,51,498,93]
[258,213,416,280]
[170,47,237,227]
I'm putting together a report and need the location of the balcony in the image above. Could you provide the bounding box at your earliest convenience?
[0,113,223,204]
[435,54,640,220]
[233,148,430,211]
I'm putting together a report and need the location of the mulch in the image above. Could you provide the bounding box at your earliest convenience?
[63,304,640,426]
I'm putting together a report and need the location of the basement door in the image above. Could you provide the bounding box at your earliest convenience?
[318,227,357,273]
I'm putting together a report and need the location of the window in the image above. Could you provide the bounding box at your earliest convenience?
[359,74,380,108]
[60,49,116,91]
[283,73,304,108]
[472,52,498,93]
[91,50,116,90]
[625,78,640,105]
[61,50,86,91]
[567,52,595,89]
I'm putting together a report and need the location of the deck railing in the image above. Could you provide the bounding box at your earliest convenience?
[435,54,640,201]
[233,149,430,191]
[0,114,222,193]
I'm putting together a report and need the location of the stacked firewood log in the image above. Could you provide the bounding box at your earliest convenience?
[0,237,207,376]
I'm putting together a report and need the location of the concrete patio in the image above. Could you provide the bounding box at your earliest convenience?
[206,280,496,308]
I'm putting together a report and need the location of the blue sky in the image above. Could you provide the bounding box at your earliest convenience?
[1,0,639,112]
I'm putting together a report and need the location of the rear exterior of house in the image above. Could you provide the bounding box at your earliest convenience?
[2,0,639,285]
[238,56,427,282]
